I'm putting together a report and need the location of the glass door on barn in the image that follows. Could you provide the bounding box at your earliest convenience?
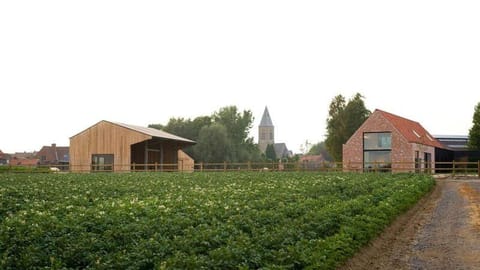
[92,154,114,172]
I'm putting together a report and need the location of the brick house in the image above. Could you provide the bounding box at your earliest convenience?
[37,144,69,166]
[343,109,444,173]
[0,150,10,165]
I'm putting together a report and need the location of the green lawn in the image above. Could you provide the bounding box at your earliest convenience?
[0,172,434,269]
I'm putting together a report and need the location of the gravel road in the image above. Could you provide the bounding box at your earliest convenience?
[339,177,480,270]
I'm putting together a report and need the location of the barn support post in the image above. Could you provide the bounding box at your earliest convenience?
[452,160,456,177]
[160,144,164,172]
[144,141,149,171]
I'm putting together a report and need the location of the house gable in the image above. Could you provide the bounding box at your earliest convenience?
[343,109,439,172]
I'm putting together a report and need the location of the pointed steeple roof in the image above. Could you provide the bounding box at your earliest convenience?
[260,107,274,127]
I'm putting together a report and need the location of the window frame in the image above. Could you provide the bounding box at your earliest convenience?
[91,154,114,172]
[363,132,392,171]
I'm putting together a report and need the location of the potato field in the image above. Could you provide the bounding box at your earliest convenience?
[0,172,434,269]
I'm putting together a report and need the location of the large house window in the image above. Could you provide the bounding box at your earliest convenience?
[363,132,392,171]
[92,154,114,172]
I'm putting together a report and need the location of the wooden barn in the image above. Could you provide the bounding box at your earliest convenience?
[69,121,195,172]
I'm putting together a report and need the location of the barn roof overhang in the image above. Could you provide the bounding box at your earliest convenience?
[70,120,196,146]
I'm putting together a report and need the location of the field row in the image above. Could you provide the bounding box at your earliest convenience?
[0,172,435,269]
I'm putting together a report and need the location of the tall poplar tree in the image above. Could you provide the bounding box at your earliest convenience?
[325,93,370,161]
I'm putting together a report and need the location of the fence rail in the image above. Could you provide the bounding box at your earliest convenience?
[1,161,480,176]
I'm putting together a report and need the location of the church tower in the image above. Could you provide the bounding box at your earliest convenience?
[258,106,274,153]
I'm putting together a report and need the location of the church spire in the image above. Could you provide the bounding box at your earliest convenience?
[259,106,274,127]
[258,106,274,153]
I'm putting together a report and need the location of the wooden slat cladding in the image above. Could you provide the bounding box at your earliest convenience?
[70,121,151,172]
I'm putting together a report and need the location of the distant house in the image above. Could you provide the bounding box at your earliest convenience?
[70,120,196,172]
[258,107,292,159]
[9,157,39,167]
[37,144,69,166]
[0,150,10,165]
[343,109,444,173]
[299,155,326,170]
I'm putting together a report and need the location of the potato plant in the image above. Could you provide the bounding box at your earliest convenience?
[0,172,434,269]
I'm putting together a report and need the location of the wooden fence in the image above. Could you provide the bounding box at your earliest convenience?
[1,161,480,176]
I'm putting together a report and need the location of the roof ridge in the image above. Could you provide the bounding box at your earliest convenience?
[375,109,444,149]
[375,109,421,125]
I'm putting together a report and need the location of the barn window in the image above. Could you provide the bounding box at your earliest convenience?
[92,154,114,172]
[363,132,392,171]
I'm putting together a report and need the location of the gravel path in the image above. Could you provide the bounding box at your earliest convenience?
[340,178,480,270]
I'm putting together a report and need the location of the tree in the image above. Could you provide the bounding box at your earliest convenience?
[194,124,229,163]
[325,93,370,161]
[343,93,370,137]
[308,141,333,162]
[468,102,480,150]
[213,106,259,162]
[265,144,276,161]
[149,116,212,159]
[149,105,261,163]
[149,116,211,142]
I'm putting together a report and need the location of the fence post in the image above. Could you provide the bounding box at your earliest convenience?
[248,161,251,171]
[200,162,203,172]
[224,161,227,172]
[452,160,456,177]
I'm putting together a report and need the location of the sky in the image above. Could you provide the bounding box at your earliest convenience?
[1,1,480,154]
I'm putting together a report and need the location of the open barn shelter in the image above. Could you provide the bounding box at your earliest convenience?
[70,121,195,172]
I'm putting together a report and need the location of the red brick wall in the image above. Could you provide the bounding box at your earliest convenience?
[342,111,434,172]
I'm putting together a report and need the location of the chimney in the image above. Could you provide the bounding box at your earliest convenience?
[52,143,58,161]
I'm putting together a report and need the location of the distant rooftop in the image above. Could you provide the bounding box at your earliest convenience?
[434,135,469,151]
[433,135,469,140]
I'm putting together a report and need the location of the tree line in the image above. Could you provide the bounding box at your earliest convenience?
[150,97,480,163]
[149,106,262,163]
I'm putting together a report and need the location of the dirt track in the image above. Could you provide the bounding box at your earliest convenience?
[339,178,480,270]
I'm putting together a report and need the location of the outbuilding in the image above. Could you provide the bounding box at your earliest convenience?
[69,120,195,172]
[343,109,444,173]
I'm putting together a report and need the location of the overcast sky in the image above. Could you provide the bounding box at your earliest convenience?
[1,1,480,154]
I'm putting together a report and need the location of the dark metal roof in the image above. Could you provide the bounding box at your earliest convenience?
[259,107,274,127]
[433,135,469,151]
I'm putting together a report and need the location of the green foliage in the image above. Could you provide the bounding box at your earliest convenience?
[0,172,434,269]
[149,106,261,162]
[265,144,276,161]
[468,102,480,150]
[325,93,371,161]
[194,124,229,163]
[308,141,333,161]
[0,166,50,173]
